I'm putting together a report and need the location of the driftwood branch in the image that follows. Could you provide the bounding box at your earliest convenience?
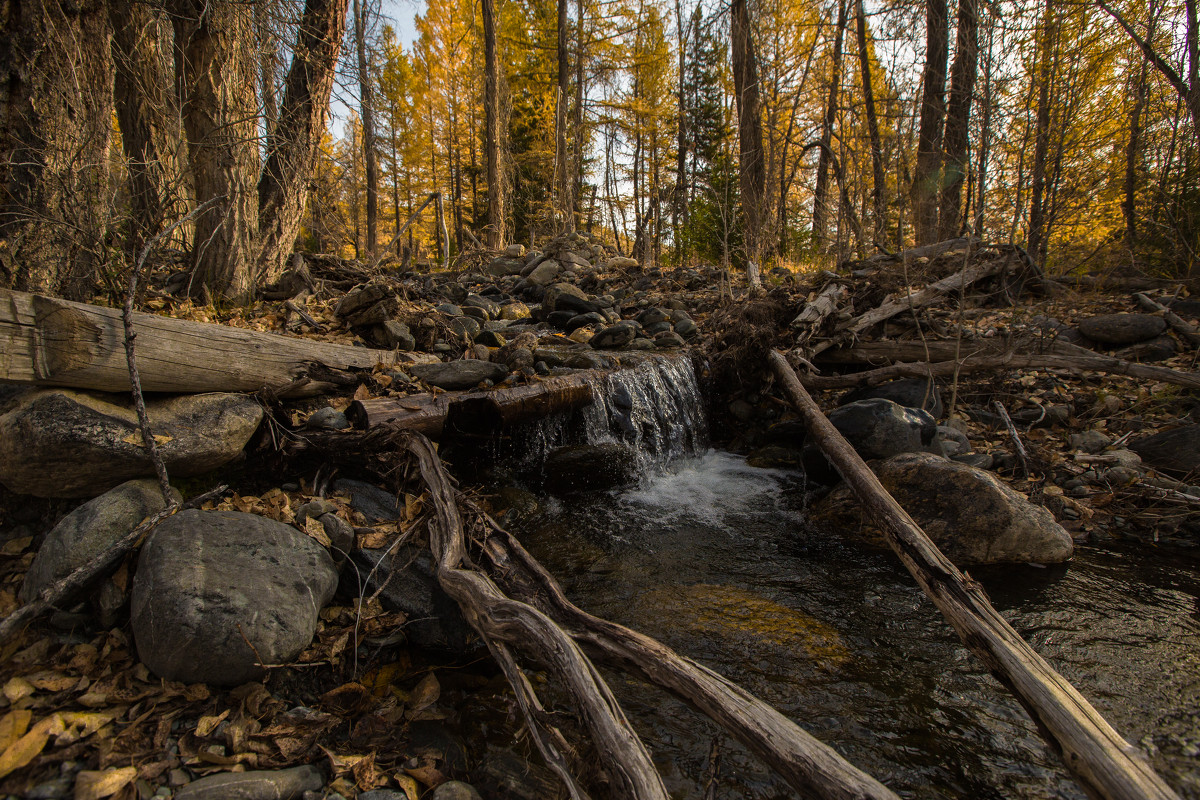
[769,350,1181,800]
[1134,293,1200,348]
[402,432,670,799]
[791,280,847,338]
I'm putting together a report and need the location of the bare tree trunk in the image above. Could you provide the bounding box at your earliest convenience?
[731,0,765,288]
[938,0,977,240]
[1027,0,1057,267]
[912,0,947,246]
[482,0,504,247]
[674,0,689,264]
[855,0,885,247]
[257,0,349,285]
[574,0,586,226]
[556,0,572,229]
[352,0,379,257]
[0,0,114,300]
[255,0,280,150]
[173,0,260,302]
[973,11,994,237]
[111,2,185,256]
[813,0,847,252]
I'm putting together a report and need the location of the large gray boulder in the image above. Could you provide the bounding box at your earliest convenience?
[21,478,180,603]
[411,359,509,390]
[526,259,562,287]
[826,398,944,460]
[542,283,596,314]
[131,510,338,685]
[0,389,262,498]
[840,378,944,419]
[810,452,1074,565]
[1077,313,1167,345]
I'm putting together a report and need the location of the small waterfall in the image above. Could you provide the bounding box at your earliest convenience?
[581,355,708,466]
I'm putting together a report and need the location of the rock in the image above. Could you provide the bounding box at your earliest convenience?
[336,283,392,318]
[674,318,698,338]
[840,377,944,418]
[543,443,639,494]
[305,407,350,431]
[448,316,481,342]
[131,510,338,685]
[496,346,534,371]
[542,283,596,314]
[642,320,673,336]
[0,389,263,498]
[487,257,525,277]
[173,766,324,800]
[1113,335,1178,362]
[654,331,686,348]
[526,259,562,287]
[564,311,606,332]
[809,452,1074,565]
[464,294,501,319]
[357,793,408,800]
[953,452,994,470]
[411,359,509,390]
[318,513,355,556]
[499,301,531,320]
[590,323,637,349]
[935,425,971,457]
[22,479,179,603]
[746,446,803,469]
[728,399,756,422]
[607,256,639,270]
[375,320,416,351]
[1029,315,1094,347]
[1068,430,1112,454]
[636,308,669,326]
[431,782,483,800]
[1104,466,1141,486]
[826,398,944,461]
[331,479,400,521]
[475,330,507,348]
[1168,298,1200,320]
[436,303,463,316]
[627,338,656,351]
[350,544,481,654]
[504,243,526,258]
[1129,424,1200,478]
[1077,313,1167,345]
[558,251,591,268]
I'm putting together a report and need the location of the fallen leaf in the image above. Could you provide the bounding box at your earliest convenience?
[304,516,331,547]
[73,766,137,800]
[195,710,230,738]
[0,537,32,555]
[27,671,78,693]
[352,752,386,791]
[0,714,65,779]
[394,774,421,800]
[0,710,32,752]
[2,677,34,704]
[408,673,440,713]
[404,763,445,788]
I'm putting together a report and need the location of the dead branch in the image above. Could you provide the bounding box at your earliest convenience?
[1134,293,1200,349]
[769,350,1181,800]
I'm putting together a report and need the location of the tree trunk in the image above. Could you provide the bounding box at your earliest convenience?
[674,0,689,264]
[111,1,186,256]
[257,0,349,286]
[972,12,994,237]
[912,0,948,246]
[255,0,280,150]
[938,0,978,240]
[855,0,886,247]
[556,0,572,229]
[482,0,504,248]
[731,0,765,288]
[1027,0,1057,267]
[813,0,847,252]
[0,0,114,300]
[574,0,586,226]
[352,0,379,257]
[1124,62,1148,253]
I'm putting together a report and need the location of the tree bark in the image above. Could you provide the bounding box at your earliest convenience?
[0,0,114,300]
[1124,61,1148,253]
[938,0,977,240]
[731,0,765,288]
[813,0,847,252]
[855,0,886,247]
[482,0,504,248]
[1027,0,1057,267]
[257,0,349,287]
[556,0,572,230]
[912,0,948,246]
[173,0,260,302]
[352,0,379,257]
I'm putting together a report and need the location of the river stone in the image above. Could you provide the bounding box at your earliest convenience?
[20,479,180,603]
[431,782,484,800]
[591,323,637,349]
[826,398,944,460]
[1077,313,1167,345]
[527,259,562,287]
[1114,335,1178,362]
[487,257,525,277]
[504,243,526,258]
[500,301,531,320]
[840,377,944,418]
[374,320,416,351]
[674,318,698,338]
[935,425,971,457]
[411,359,509,390]
[543,283,596,314]
[543,443,639,494]
[173,765,324,800]
[810,452,1074,565]
[131,510,338,685]
[1129,424,1200,478]
[0,389,262,498]
[607,256,639,270]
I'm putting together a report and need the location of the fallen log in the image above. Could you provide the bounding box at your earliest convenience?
[769,350,1181,800]
[348,372,597,434]
[404,432,669,800]
[815,336,1078,366]
[791,279,847,335]
[0,289,437,397]
[797,347,1200,392]
[1134,293,1200,349]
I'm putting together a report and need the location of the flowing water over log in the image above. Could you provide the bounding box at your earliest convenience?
[501,359,1200,799]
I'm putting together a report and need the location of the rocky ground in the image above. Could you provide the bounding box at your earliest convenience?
[0,235,1197,799]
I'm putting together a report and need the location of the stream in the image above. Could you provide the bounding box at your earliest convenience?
[486,358,1200,799]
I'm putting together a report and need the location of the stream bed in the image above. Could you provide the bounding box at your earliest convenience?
[511,450,1200,799]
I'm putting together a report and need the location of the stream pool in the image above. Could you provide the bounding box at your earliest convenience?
[511,450,1200,799]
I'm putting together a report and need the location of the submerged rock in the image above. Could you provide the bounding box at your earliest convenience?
[543,443,639,494]
[809,452,1074,565]
[0,389,262,498]
[131,510,338,685]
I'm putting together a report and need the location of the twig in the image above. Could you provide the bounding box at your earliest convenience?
[284,299,325,332]
[993,401,1031,480]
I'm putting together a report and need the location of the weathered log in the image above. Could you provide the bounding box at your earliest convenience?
[1053,274,1200,292]
[476,518,902,800]
[348,372,597,434]
[791,279,847,335]
[0,289,437,397]
[816,336,1076,365]
[799,347,1200,392]
[769,350,1181,800]
[1134,293,1200,348]
[404,432,669,800]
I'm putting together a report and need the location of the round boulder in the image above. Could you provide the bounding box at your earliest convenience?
[1077,313,1167,345]
[591,323,637,350]
[840,377,944,418]
[809,452,1074,565]
[826,398,944,461]
[131,510,338,685]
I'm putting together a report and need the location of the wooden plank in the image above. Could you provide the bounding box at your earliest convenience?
[0,289,437,397]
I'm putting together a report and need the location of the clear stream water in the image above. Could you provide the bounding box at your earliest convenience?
[496,358,1200,799]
